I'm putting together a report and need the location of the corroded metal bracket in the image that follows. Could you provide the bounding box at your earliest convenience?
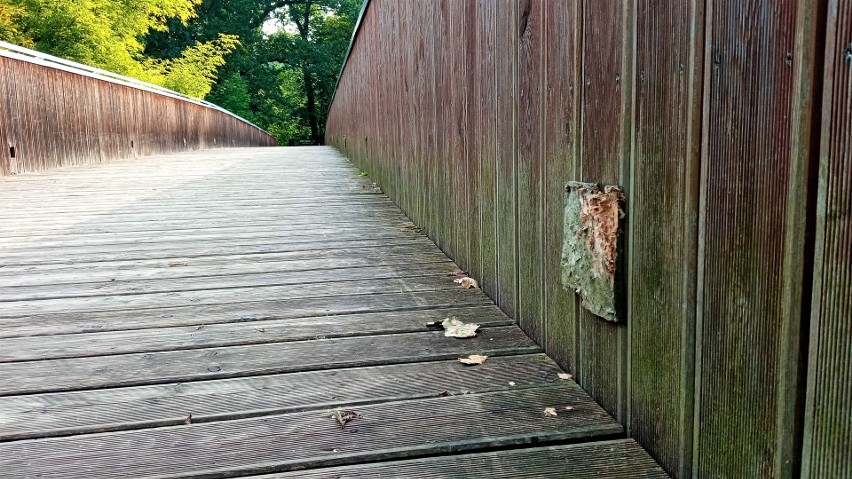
[561,181,626,322]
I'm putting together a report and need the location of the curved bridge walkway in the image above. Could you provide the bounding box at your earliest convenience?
[0,147,665,477]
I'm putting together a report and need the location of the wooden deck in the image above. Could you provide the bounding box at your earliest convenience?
[0,147,666,478]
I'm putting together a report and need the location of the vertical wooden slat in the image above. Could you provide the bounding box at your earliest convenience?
[576,0,629,422]
[516,0,545,345]
[695,0,814,476]
[478,0,499,300]
[802,0,852,477]
[542,0,581,379]
[629,1,703,476]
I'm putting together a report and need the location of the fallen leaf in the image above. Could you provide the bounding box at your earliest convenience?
[333,410,361,428]
[454,277,479,289]
[558,373,573,380]
[439,390,453,397]
[508,381,516,386]
[543,407,558,417]
[564,406,574,411]
[168,261,188,267]
[442,316,480,338]
[184,414,192,425]
[458,354,488,365]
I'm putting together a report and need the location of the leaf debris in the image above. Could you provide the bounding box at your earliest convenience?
[441,316,480,338]
[184,414,192,425]
[543,407,558,417]
[332,410,361,428]
[458,354,488,365]
[454,277,479,289]
[558,373,573,380]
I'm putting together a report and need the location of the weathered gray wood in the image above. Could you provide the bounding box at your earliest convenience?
[0,385,622,477]
[0,274,475,316]
[0,326,540,395]
[0,250,450,287]
[0,306,512,362]
[270,440,668,478]
[0,238,434,266]
[0,353,558,440]
[0,289,493,338]
[0,262,456,302]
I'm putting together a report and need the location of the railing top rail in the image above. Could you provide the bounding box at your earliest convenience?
[0,41,269,135]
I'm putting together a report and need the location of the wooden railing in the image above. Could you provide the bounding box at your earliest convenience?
[326,1,851,478]
[0,41,275,176]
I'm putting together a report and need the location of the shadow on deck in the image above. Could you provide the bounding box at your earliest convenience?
[0,147,666,477]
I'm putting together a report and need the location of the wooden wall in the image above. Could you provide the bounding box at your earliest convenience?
[326,1,851,477]
[0,52,275,176]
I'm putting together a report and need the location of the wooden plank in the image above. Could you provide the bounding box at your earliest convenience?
[0,354,559,441]
[0,262,456,302]
[542,0,581,378]
[576,0,630,421]
[495,0,518,318]
[516,0,545,345]
[0,275,474,316]
[0,251,450,288]
[0,385,622,477]
[0,239,436,267]
[628,1,703,476]
[271,440,667,478]
[0,306,513,362]
[802,0,852,476]
[0,326,540,396]
[695,0,814,476]
[0,289,493,338]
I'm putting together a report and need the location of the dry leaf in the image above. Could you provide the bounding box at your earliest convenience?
[564,406,574,411]
[543,407,558,417]
[458,354,488,365]
[508,381,516,386]
[558,373,573,380]
[333,410,361,428]
[454,277,479,289]
[168,261,188,267]
[442,316,480,338]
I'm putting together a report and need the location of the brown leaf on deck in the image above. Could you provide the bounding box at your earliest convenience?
[453,277,479,289]
[558,373,573,380]
[543,407,558,417]
[458,354,488,365]
[442,316,480,338]
[333,410,361,428]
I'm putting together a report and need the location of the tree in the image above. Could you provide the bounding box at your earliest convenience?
[0,0,237,98]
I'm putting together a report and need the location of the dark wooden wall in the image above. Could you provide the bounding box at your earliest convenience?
[0,51,275,176]
[326,1,851,477]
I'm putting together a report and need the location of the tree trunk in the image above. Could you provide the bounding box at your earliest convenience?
[302,68,321,144]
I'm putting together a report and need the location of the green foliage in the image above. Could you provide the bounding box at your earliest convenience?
[1,0,360,138]
[0,2,33,47]
[0,0,237,98]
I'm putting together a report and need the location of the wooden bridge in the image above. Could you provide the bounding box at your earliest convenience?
[3,0,852,477]
[0,147,664,477]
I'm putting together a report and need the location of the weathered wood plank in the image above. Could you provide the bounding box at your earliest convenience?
[0,275,473,317]
[0,385,622,477]
[0,353,559,441]
[0,289,493,338]
[0,326,540,395]
[0,306,513,362]
[0,262,456,302]
[269,440,668,478]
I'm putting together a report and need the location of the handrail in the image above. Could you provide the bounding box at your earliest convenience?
[0,41,269,135]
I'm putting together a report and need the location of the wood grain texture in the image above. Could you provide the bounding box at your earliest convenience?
[802,1,852,477]
[268,440,668,478]
[629,1,703,476]
[0,386,622,477]
[0,50,273,176]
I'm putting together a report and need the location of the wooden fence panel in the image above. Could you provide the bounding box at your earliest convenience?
[628,1,703,476]
[802,0,852,476]
[325,1,845,476]
[0,47,275,176]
